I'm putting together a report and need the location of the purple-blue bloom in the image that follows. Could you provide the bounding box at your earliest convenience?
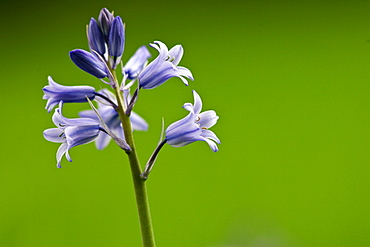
[138,41,194,89]
[43,101,102,168]
[79,89,148,150]
[165,90,220,151]
[88,18,106,57]
[141,91,220,179]
[109,16,125,69]
[42,76,96,112]
[123,46,151,80]
[70,49,108,78]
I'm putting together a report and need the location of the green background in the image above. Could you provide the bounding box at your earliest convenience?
[1,0,369,246]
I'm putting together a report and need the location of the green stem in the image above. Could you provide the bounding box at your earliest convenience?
[111,70,156,247]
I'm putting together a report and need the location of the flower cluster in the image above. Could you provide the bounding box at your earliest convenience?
[43,8,220,175]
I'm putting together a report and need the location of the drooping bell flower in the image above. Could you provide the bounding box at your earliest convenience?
[138,41,194,89]
[43,101,102,168]
[42,76,96,112]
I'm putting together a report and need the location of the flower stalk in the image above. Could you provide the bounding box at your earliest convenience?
[111,69,156,247]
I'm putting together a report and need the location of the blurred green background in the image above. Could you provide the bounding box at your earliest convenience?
[1,0,369,246]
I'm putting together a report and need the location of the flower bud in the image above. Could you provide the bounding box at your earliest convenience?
[70,49,107,78]
[88,18,106,57]
[108,16,125,69]
[98,8,114,41]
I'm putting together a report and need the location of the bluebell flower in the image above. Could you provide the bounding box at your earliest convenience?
[141,90,220,179]
[165,90,220,151]
[98,8,114,42]
[70,49,108,78]
[43,101,102,168]
[138,41,194,89]
[88,18,106,57]
[123,45,151,80]
[108,16,125,69]
[79,89,148,150]
[42,76,96,112]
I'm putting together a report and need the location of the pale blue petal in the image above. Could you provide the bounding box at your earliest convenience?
[139,61,174,89]
[56,143,69,168]
[138,41,169,86]
[198,110,219,129]
[45,98,59,113]
[201,129,221,144]
[95,132,112,150]
[176,66,194,80]
[166,121,202,147]
[43,128,65,143]
[192,90,202,115]
[166,112,195,133]
[130,111,149,131]
[78,109,99,120]
[65,126,100,148]
[114,125,125,140]
[183,103,194,113]
[168,44,183,66]
[124,45,151,80]
[53,102,100,127]
[203,138,219,152]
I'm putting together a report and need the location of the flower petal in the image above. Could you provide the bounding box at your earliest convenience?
[130,111,149,131]
[192,90,202,115]
[202,138,219,152]
[56,143,69,168]
[166,112,195,133]
[43,128,65,143]
[168,44,183,66]
[124,45,151,80]
[166,121,202,147]
[95,132,112,150]
[201,129,221,144]
[78,109,99,120]
[198,110,219,129]
[65,125,100,148]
